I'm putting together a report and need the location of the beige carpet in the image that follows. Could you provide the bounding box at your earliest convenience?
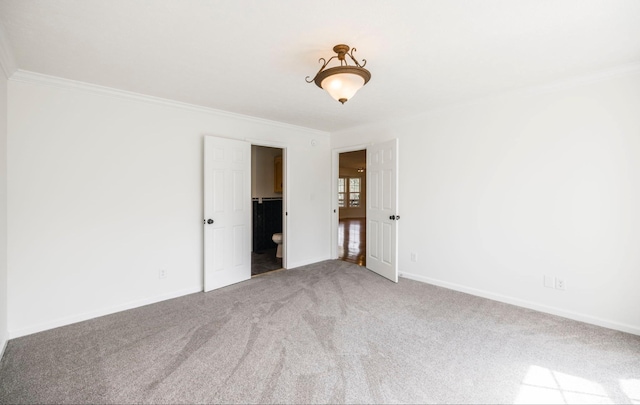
[1,260,639,404]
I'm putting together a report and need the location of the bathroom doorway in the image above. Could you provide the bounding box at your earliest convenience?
[251,145,285,276]
[338,150,366,266]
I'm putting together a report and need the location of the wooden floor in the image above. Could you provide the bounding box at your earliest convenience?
[338,218,365,266]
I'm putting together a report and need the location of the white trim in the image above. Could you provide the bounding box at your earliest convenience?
[282,147,288,270]
[399,271,640,336]
[0,335,7,362]
[436,62,640,114]
[333,144,371,153]
[525,61,640,96]
[8,286,202,339]
[339,62,640,135]
[0,23,18,78]
[245,138,288,148]
[9,70,329,137]
[429,61,640,116]
[287,255,332,270]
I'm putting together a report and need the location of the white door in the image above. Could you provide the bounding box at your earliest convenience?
[203,136,251,292]
[366,139,399,282]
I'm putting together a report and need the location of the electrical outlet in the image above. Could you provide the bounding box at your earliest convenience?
[159,269,167,279]
[555,278,566,290]
[544,275,555,288]
[410,252,418,262]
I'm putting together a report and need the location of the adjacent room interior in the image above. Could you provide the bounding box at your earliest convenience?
[0,1,639,404]
[338,150,366,266]
[251,145,284,276]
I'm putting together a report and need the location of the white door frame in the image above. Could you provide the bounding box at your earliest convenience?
[331,144,369,259]
[248,139,288,269]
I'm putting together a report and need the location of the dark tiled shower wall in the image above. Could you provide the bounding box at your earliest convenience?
[252,198,283,252]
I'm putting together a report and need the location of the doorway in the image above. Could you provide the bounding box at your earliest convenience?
[338,150,366,266]
[332,139,399,283]
[251,145,285,276]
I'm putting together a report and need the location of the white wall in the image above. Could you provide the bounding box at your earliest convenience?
[0,59,8,355]
[7,73,331,337]
[251,145,282,199]
[331,69,640,335]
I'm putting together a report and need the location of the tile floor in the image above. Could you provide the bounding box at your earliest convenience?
[251,248,281,276]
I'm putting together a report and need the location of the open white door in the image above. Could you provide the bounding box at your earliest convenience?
[204,136,251,292]
[366,139,399,282]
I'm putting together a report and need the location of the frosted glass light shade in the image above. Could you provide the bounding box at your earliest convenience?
[308,50,371,105]
[321,73,365,104]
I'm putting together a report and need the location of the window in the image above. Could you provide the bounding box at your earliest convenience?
[339,177,361,208]
[349,178,360,207]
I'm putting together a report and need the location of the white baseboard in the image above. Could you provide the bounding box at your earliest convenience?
[287,255,332,270]
[9,286,202,339]
[400,271,640,336]
[7,256,331,339]
[0,335,7,362]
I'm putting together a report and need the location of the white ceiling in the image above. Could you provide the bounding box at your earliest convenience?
[1,0,639,132]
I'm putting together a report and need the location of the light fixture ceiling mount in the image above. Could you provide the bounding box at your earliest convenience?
[306,44,371,104]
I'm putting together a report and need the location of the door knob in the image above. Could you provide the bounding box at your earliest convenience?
[207,219,214,224]
[389,215,396,220]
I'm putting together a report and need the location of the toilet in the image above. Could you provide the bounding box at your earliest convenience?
[272,233,283,259]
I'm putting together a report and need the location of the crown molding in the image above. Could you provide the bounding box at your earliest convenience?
[448,61,640,115]
[0,22,18,79]
[332,61,640,136]
[9,70,329,137]
[424,61,640,121]
[524,61,640,96]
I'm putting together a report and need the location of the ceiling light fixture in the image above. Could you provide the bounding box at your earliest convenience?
[306,44,371,104]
